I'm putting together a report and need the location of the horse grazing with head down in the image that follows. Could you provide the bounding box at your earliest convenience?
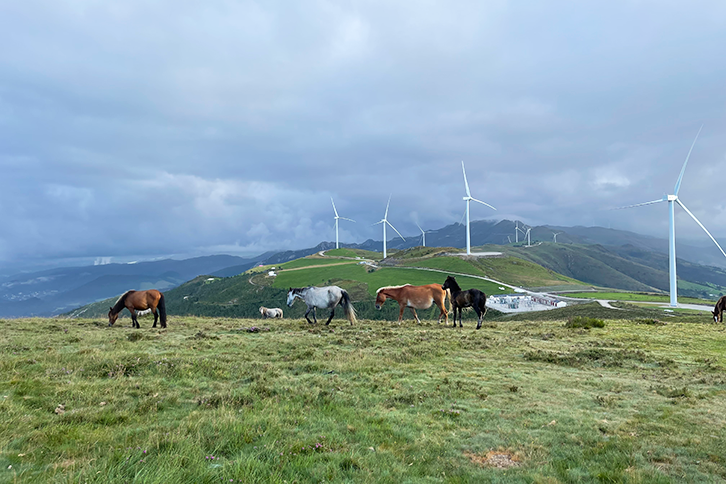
[441,275,487,329]
[712,296,726,323]
[108,289,167,329]
[260,306,283,319]
[286,286,357,325]
[375,284,450,324]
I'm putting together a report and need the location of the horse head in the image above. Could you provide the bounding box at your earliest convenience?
[286,288,298,307]
[375,290,387,310]
[442,276,457,291]
[108,307,119,326]
[713,309,720,323]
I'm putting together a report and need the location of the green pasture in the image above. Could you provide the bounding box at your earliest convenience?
[279,258,358,270]
[564,292,714,305]
[2,316,726,483]
[324,248,381,259]
[271,264,506,297]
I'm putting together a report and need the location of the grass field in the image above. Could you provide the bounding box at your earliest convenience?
[2,316,726,483]
[564,292,714,305]
[271,264,507,297]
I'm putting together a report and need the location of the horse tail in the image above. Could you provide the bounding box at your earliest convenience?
[481,292,488,318]
[158,292,167,327]
[341,290,357,325]
[445,288,452,315]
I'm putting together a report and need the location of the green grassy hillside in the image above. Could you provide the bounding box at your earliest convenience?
[2,315,725,482]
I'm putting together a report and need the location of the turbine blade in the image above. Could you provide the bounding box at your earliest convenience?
[373,220,384,225]
[340,217,355,222]
[415,222,424,234]
[461,161,471,197]
[330,197,339,217]
[386,220,406,241]
[471,198,497,210]
[674,124,704,196]
[676,199,726,259]
[384,195,391,219]
[612,198,666,210]
[459,209,466,225]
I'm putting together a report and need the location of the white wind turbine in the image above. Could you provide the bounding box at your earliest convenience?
[374,196,405,259]
[515,223,527,244]
[331,197,355,249]
[416,222,426,247]
[616,126,726,307]
[461,161,496,255]
[552,232,562,243]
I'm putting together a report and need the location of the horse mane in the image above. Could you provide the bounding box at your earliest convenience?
[111,290,134,314]
[376,284,411,294]
[444,276,462,292]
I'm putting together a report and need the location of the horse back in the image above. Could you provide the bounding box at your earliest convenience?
[127,289,161,310]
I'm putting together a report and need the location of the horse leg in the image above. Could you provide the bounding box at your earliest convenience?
[411,307,421,324]
[398,303,405,324]
[130,309,139,329]
[152,309,158,328]
[312,307,318,324]
[325,307,335,325]
[452,306,459,328]
[475,305,483,330]
[304,307,315,324]
[458,307,463,328]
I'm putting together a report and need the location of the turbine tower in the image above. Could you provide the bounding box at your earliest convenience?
[616,126,726,307]
[553,232,562,243]
[331,197,355,249]
[374,196,405,259]
[516,223,527,244]
[461,161,496,255]
[416,222,426,247]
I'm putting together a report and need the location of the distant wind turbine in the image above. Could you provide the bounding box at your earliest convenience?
[416,222,426,247]
[374,196,405,259]
[331,197,355,249]
[461,161,496,255]
[615,125,726,307]
[552,232,562,243]
[515,223,526,244]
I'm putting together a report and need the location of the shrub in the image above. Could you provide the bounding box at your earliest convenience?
[565,316,605,329]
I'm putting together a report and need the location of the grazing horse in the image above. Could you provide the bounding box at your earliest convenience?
[441,275,487,329]
[375,284,450,324]
[108,289,167,328]
[286,286,357,325]
[260,306,283,319]
[712,296,726,323]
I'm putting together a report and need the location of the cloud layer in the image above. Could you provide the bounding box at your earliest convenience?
[2,1,726,271]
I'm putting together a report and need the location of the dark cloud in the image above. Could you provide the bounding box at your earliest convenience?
[2,1,726,272]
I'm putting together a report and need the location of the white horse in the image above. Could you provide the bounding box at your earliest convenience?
[286,286,357,325]
[259,307,283,319]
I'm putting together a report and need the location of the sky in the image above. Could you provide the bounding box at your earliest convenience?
[2,1,726,274]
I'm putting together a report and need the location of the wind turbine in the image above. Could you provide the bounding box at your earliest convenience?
[616,126,726,307]
[374,196,405,259]
[516,223,527,244]
[331,197,355,249]
[461,161,496,255]
[524,227,531,246]
[553,232,562,243]
[415,222,426,247]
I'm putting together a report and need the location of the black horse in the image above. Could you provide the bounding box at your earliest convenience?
[441,275,488,329]
[712,295,726,323]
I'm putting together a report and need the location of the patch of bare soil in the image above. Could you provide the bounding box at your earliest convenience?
[464,450,521,469]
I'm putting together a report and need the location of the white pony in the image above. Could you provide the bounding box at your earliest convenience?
[286,286,357,325]
[259,306,283,319]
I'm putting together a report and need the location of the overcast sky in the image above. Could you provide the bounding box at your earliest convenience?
[2,1,726,273]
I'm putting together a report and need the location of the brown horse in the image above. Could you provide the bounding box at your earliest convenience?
[441,275,487,329]
[375,284,450,324]
[108,289,167,328]
[712,296,726,323]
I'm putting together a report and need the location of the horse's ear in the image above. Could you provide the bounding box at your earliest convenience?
[109,307,112,311]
